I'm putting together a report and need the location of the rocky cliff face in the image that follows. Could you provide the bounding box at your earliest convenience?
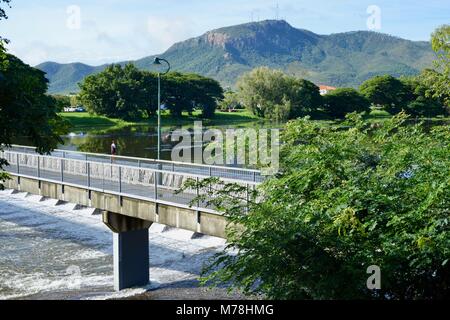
[199,20,319,55]
[205,32,230,48]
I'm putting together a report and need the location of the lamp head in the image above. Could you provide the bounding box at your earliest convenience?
[153,57,170,75]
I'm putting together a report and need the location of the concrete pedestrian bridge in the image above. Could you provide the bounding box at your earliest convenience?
[1,145,263,290]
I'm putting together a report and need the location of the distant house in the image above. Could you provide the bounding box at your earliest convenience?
[319,85,337,95]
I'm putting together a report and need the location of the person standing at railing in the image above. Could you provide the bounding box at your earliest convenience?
[111,140,117,163]
[111,140,117,155]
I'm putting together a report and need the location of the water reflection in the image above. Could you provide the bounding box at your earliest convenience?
[61,123,277,162]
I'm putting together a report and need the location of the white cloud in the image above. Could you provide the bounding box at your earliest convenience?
[147,16,196,50]
[7,42,55,66]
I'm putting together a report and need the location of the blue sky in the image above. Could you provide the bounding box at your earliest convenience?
[1,0,449,66]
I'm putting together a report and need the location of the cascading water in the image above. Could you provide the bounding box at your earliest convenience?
[0,190,226,300]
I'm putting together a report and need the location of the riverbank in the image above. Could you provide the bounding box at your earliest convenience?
[60,110,263,130]
[117,284,248,300]
[60,109,449,132]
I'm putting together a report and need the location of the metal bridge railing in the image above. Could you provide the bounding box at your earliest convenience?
[7,145,264,183]
[1,149,259,214]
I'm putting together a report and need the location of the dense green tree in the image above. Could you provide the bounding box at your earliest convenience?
[163,72,223,118]
[79,66,222,120]
[79,64,155,120]
[1,1,67,169]
[322,88,371,119]
[0,53,66,150]
[360,68,447,118]
[236,67,287,119]
[191,74,224,118]
[359,75,412,114]
[401,76,447,117]
[184,113,450,299]
[0,53,69,188]
[237,67,322,121]
[421,25,450,107]
[288,78,323,119]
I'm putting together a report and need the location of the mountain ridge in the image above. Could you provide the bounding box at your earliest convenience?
[36,20,436,94]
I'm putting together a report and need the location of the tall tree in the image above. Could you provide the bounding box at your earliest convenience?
[161,72,194,118]
[0,54,68,188]
[288,78,323,119]
[162,72,223,118]
[237,67,322,121]
[79,66,223,120]
[0,54,67,151]
[359,75,412,114]
[79,64,155,120]
[237,67,288,119]
[1,0,68,188]
[190,74,224,118]
[0,0,67,188]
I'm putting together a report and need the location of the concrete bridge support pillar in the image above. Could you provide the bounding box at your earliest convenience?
[103,211,152,291]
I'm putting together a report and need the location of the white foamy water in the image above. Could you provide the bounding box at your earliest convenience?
[0,189,226,300]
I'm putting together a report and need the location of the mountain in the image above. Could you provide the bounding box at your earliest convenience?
[36,20,436,94]
[36,61,105,94]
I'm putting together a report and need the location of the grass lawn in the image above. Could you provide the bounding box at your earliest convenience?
[59,112,129,128]
[60,110,263,130]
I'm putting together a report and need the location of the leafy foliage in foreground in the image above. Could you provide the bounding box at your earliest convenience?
[185,113,450,299]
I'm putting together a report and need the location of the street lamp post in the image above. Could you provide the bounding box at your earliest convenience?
[153,57,171,160]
